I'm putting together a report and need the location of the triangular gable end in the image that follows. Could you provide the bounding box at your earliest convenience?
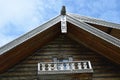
[0,6,120,74]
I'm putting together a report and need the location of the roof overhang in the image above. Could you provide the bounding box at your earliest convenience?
[0,15,61,73]
[68,13,120,29]
[66,15,120,64]
[0,13,120,73]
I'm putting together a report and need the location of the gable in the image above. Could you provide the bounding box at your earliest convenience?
[1,35,120,80]
[0,12,120,74]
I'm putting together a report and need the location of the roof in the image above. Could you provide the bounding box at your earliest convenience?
[0,15,61,55]
[68,13,120,29]
[0,7,120,73]
[67,14,120,48]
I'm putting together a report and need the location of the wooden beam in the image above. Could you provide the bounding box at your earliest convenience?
[86,23,109,33]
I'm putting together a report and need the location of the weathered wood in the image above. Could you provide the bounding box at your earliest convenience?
[87,23,120,39]
[110,29,120,39]
[1,35,120,80]
[87,23,109,33]
[0,23,61,73]
[67,22,120,64]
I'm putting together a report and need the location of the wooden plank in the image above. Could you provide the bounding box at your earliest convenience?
[93,78,120,80]
[0,23,61,73]
[110,29,120,39]
[67,23,120,64]
[87,23,109,33]
[1,34,120,80]
[88,23,120,39]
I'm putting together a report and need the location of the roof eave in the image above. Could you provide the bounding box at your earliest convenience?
[0,15,61,55]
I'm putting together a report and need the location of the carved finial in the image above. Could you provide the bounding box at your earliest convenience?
[61,6,66,15]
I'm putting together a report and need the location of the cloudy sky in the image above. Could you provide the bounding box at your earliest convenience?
[0,0,120,47]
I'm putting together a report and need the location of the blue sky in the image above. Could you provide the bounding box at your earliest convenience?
[0,0,120,47]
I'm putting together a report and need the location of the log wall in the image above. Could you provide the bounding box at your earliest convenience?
[0,34,120,80]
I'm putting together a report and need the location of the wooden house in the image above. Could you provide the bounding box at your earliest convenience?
[0,6,120,80]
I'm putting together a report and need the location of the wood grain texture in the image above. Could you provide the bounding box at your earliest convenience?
[87,23,109,33]
[0,35,120,80]
[67,22,120,64]
[0,23,61,73]
[110,29,120,39]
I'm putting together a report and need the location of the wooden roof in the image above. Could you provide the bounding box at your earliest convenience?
[0,11,120,73]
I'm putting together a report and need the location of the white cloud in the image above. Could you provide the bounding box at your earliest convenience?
[0,0,120,47]
[0,0,35,27]
[0,0,63,47]
[0,0,40,46]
